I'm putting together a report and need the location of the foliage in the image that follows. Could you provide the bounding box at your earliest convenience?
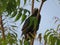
[44,24,60,45]
[0,0,30,23]
[19,39,30,45]
[0,32,31,45]
[0,0,47,45]
[0,32,18,45]
[44,17,60,45]
[0,0,19,14]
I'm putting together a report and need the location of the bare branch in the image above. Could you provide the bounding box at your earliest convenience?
[37,0,46,18]
[0,15,5,40]
[31,0,34,14]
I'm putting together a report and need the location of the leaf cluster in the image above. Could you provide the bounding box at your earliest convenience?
[0,32,18,45]
[44,24,60,45]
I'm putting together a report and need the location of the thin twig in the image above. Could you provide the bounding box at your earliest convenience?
[37,0,45,18]
[31,0,34,14]
[0,15,5,40]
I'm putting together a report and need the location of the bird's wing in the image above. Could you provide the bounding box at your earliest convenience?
[22,17,30,32]
[21,16,34,35]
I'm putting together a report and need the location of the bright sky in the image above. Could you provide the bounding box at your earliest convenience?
[16,0,60,45]
[38,0,60,35]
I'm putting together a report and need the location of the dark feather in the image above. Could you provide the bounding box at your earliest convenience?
[21,8,41,40]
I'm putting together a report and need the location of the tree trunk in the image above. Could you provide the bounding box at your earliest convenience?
[0,15,5,40]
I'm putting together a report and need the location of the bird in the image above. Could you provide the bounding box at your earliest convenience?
[21,8,41,40]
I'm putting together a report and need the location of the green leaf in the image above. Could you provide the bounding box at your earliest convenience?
[10,10,17,18]
[46,32,51,37]
[36,0,40,2]
[56,39,60,45]
[24,40,30,45]
[20,40,22,45]
[45,29,49,34]
[27,10,30,15]
[6,0,16,15]
[24,9,28,14]
[0,0,8,13]
[44,31,51,43]
[15,12,22,21]
[57,24,60,31]
[21,15,26,23]
[6,33,17,44]
[24,0,27,5]
[13,32,17,37]
[16,0,20,6]
[24,9,30,15]
[44,35,47,43]
[48,34,56,45]
[11,25,17,27]
[20,8,23,11]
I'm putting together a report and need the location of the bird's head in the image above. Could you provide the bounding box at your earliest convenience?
[32,8,38,16]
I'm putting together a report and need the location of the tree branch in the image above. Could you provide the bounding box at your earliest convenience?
[37,0,46,18]
[0,15,5,40]
[31,0,34,14]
